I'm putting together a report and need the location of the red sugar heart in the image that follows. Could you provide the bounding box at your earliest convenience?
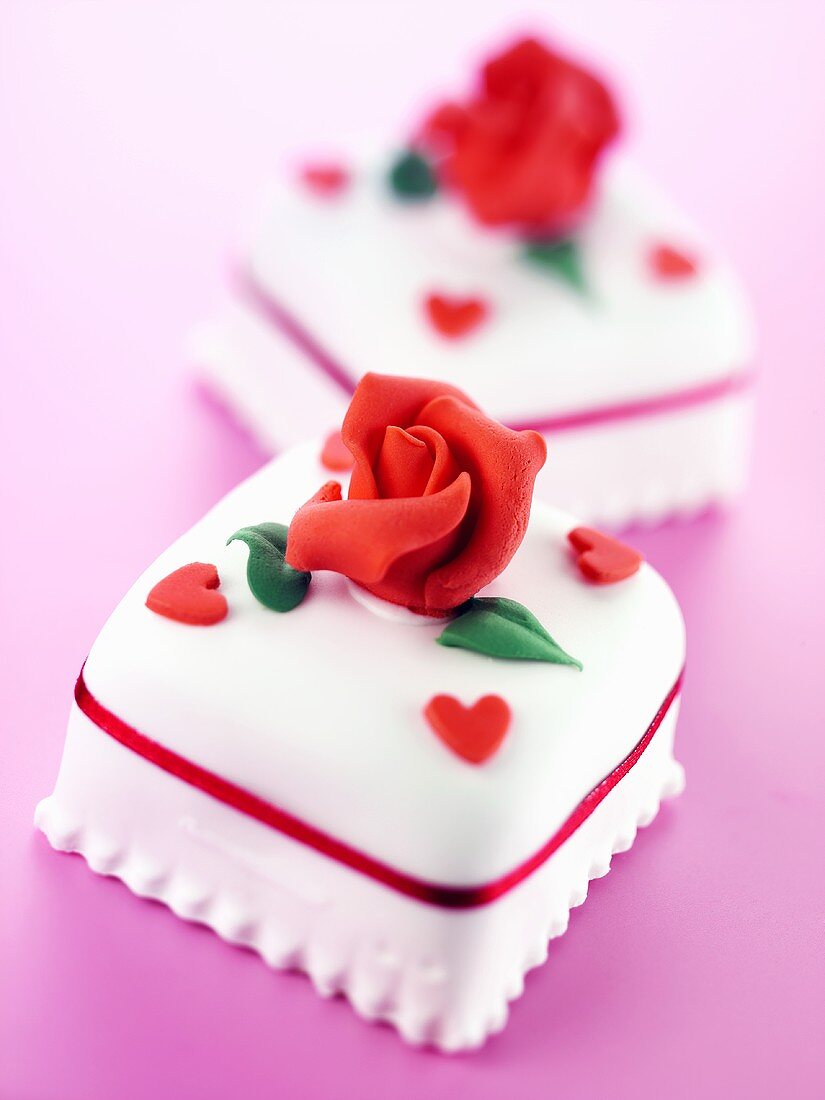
[648,243,699,280]
[568,527,643,584]
[146,562,228,625]
[424,694,511,764]
[424,293,490,338]
[320,429,355,472]
[300,163,350,197]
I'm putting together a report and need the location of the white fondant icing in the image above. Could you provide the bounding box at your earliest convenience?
[242,158,752,419]
[50,440,683,885]
[37,439,686,1049]
[346,579,440,625]
[190,152,754,526]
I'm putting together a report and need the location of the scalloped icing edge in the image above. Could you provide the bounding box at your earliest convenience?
[35,701,684,1052]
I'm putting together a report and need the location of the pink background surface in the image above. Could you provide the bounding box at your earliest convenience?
[2,3,824,1097]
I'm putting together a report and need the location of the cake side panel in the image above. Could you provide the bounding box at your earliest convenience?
[535,389,754,524]
[36,701,683,1051]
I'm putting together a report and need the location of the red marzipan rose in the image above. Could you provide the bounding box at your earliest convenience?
[285,374,546,615]
[422,37,620,233]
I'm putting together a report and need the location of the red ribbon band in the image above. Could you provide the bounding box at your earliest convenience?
[75,667,682,909]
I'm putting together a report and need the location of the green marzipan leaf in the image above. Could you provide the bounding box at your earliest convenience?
[226,523,310,613]
[521,238,587,294]
[387,150,438,200]
[436,596,582,668]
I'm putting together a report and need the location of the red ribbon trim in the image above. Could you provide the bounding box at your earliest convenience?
[234,265,753,435]
[75,667,683,910]
[505,374,752,434]
[234,265,358,398]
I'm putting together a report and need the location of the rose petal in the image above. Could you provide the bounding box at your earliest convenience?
[286,472,472,586]
[343,373,478,501]
[408,425,462,495]
[301,480,343,505]
[417,395,546,609]
[375,426,434,499]
[483,37,553,99]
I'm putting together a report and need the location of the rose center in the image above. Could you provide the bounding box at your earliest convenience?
[374,424,461,500]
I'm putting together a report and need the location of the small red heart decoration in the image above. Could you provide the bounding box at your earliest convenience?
[320,429,354,472]
[424,292,490,338]
[568,527,643,584]
[300,163,350,197]
[146,563,228,625]
[648,243,699,280]
[424,694,511,764]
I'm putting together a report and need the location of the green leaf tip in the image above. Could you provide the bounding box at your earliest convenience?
[436,596,582,668]
[521,238,588,294]
[387,150,438,200]
[226,522,311,613]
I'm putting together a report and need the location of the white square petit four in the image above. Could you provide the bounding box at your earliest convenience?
[193,36,753,527]
[37,373,685,1050]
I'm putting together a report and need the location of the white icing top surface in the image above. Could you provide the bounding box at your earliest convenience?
[248,156,753,423]
[85,442,685,885]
